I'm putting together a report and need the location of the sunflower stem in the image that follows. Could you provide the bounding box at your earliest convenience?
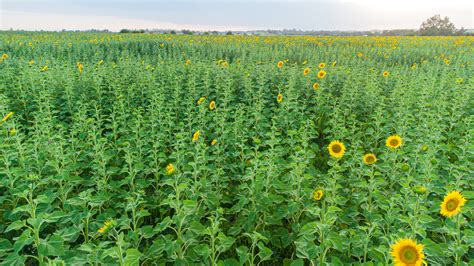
[455,214,461,266]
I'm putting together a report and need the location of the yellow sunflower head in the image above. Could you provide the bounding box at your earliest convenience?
[318,63,325,68]
[277,61,284,68]
[211,139,217,146]
[328,140,346,158]
[209,100,216,110]
[413,185,428,194]
[386,135,403,149]
[317,70,326,79]
[357,52,363,57]
[303,68,311,75]
[166,163,175,175]
[383,71,390,77]
[1,54,8,60]
[444,59,450,65]
[440,191,467,218]
[197,96,206,105]
[391,238,425,266]
[312,82,319,90]
[185,59,191,65]
[192,130,200,141]
[1,112,14,123]
[363,153,377,165]
[277,93,283,103]
[313,189,323,201]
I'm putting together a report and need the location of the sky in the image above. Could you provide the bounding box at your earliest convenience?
[0,0,473,31]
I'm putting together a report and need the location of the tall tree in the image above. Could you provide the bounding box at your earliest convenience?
[419,15,457,36]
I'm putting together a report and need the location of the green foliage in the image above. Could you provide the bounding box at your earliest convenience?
[0,32,472,265]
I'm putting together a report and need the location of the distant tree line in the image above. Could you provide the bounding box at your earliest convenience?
[119,29,145,34]
[117,15,471,36]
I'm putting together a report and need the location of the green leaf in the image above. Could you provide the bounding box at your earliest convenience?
[154,216,171,233]
[236,246,249,265]
[182,200,197,214]
[0,238,12,253]
[0,253,26,266]
[38,235,65,256]
[257,242,273,262]
[326,232,343,252]
[217,258,239,266]
[42,211,67,223]
[13,229,33,253]
[139,225,155,239]
[123,248,142,266]
[217,233,235,251]
[298,221,318,236]
[193,244,211,258]
[146,238,165,258]
[189,221,206,234]
[5,220,25,232]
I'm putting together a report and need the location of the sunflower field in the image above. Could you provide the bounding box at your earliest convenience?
[0,32,473,265]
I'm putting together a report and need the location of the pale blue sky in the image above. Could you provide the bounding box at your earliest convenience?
[1,0,472,31]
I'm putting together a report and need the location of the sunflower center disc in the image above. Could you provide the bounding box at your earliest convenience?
[332,145,341,153]
[401,247,417,263]
[446,199,459,211]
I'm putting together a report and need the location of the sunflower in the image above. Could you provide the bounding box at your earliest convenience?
[41,65,49,72]
[444,59,450,65]
[318,63,325,68]
[386,135,403,149]
[313,189,324,201]
[440,191,467,218]
[1,112,14,123]
[197,96,206,105]
[209,101,216,110]
[211,139,217,146]
[413,185,427,194]
[383,71,390,77]
[98,220,113,234]
[328,140,346,158]
[28,60,35,66]
[312,82,319,90]
[391,238,425,266]
[166,163,175,175]
[192,130,200,141]
[363,153,377,165]
[277,93,283,103]
[77,62,84,73]
[185,59,191,65]
[1,54,8,60]
[303,68,311,75]
[317,70,326,78]
[277,61,284,68]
